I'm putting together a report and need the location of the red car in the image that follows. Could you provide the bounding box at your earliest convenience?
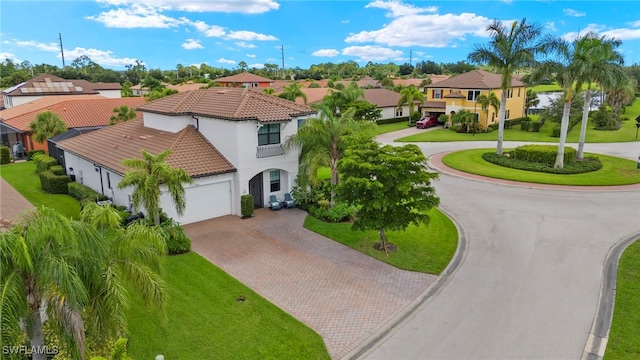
[416,115,438,129]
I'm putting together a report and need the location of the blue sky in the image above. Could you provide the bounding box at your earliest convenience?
[1,0,639,71]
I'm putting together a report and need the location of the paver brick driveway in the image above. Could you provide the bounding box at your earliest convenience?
[184,208,436,359]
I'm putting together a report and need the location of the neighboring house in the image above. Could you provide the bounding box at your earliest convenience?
[214,72,274,88]
[2,74,121,108]
[57,87,315,224]
[0,96,146,152]
[422,70,526,128]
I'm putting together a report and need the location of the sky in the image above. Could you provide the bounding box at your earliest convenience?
[1,0,639,71]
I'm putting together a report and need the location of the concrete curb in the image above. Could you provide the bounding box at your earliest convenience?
[342,206,469,360]
[581,232,640,360]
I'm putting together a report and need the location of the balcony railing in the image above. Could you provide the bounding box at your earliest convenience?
[256,144,284,158]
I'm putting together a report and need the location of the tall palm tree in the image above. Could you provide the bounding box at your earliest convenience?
[279,82,307,103]
[468,18,546,155]
[109,105,138,125]
[0,205,165,360]
[118,149,192,225]
[397,85,425,125]
[284,103,377,207]
[475,92,500,131]
[28,111,67,143]
[572,33,626,159]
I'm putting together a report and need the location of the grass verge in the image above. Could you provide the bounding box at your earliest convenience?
[304,208,458,274]
[376,121,412,134]
[441,148,640,186]
[126,252,330,359]
[606,239,640,359]
[0,161,80,219]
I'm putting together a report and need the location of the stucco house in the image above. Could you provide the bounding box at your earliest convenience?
[422,70,526,128]
[57,87,315,224]
[214,72,274,88]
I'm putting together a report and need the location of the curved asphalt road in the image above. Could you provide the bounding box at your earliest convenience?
[363,131,640,359]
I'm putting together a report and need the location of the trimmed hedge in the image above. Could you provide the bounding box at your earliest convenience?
[33,154,57,172]
[0,146,11,164]
[241,194,254,218]
[551,116,582,137]
[38,170,72,194]
[531,121,542,132]
[376,116,410,125]
[27,150,45,161]
[161,220,191,255]
[308,202,357,223]
[483,152,602,174]
[50,165,64,175]
[513,144,577,166]
[68,182,108,202]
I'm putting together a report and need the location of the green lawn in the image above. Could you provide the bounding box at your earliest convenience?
[606,239,640,359]
[304,208,458,274]
[0,161,80,219]
[377,121,412,134]
[396,98,640,143]
[527,83,599,93]
[126,252,330,359]
[442,148,640,186]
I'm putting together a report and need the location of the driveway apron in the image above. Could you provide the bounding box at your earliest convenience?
[184,208,436,359]
[0,177,34,230]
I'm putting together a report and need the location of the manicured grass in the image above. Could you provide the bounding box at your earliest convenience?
[0,161,80,219]
[528,83,598,93]
[606,239,640,359]
[376,121,412,134]
[442,148,640,186]
[396,98,640,143]
[304,208,458,274]
[126,252,330,360]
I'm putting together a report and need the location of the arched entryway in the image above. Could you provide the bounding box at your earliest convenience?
[247,168,292,209]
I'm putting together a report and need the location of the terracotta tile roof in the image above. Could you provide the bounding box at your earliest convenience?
[1,97,146,131]
[214,72,274,84]
[422,101,446,109]
[429,75,451,84]
[3,74,100,96]
[444,91,466,99]
[57,118,235,178]
[425,70,524,89]
[166,82,208,92]
[363,88,404,107]
[72,79,122,90]
[138,87,314,123]
[296,88,331,104]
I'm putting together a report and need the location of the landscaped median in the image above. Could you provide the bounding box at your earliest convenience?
[441,148,640,186]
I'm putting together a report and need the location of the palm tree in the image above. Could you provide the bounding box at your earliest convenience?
[475,92,500,131]
[525,89,540,115]
[468,18,546,155]
[0,205,165,360]
[118,149,193,225]
[279,82,307,103]
[284,103,377,207]
[573,33,626,159]
[397,85,425,125]
[109,105,138,125]
[28,111,67,143]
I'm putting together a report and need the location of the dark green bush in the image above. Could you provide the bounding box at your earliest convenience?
[290,183,331,211]
[0,146,11,164]
[27,150,45,161]
[309,202,357,223]
[68,182,108,202]
[160,220,191,255]
[50,165,64,175]
[241,194,254,218]
[513,144,577,166]
[531,121,542,132]
[38,170,72,194]
[483,152,602,174]
[376,116,410,125]
[520,121,531,132]
[33,154,57,172]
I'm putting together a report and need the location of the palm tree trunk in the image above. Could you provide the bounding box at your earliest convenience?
[577,89,592,160]
[154,213,161,226]
[330,162,338,208]
[496,92,507,155]
[555,100,572,169]
[29,308,47,360]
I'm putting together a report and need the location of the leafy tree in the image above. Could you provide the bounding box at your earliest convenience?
[525,89,540,115]
[398,63,414,76]
[397,85,425,125]
[419,78,432,87]
[441,61,476,75]
[415,60,442,75]
[345,100,382,121]
[0,205,165,360]
[284,104,377,207]
[468,18,546,155]
[279,82,307,103]
[141,75,164,92]
[118,149,193,225]
[336,140,439,254]
[29,111,67,143]
[124,60,146,85]
[262,87,275,95]
[121,81,133,97]
[109,105,137,125]
[238,61,248,71]
[146,88,178,101]
[476,92,500,128]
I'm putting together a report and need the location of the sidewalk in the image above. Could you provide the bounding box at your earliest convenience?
[0,177,34,230]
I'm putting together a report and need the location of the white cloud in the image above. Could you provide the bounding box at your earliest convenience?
[182,39,203,49]
[246,53,256,58]
[365,0,437,18]
[312,49,340,57]
[545,21,557,32]
[64,47,141,67]
[236,41,256,48]
[190,20,226,37]
[562,23,640,41]
[226,31,278,41]
[0,52,21,63]
[563,8,586,17]
[87,4,185,28]
[96,0,279,14]
[501,0,513,3]
[346,12,491,47]
[12,39,60,52]
[218,58,236,65]
[340,19,350,24]
[342,46,403,61]
[248,63,264,68]
[632,20,640,27]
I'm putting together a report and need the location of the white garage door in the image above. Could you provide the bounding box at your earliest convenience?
[178,181,231,224]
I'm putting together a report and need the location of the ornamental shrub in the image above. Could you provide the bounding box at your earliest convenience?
[531,121,542,132]
[68,182,108,202]
[0,146,11,164]
[160,219,191,255]
[520,121,531,132]
[50,165,64,175]
[33,154,57,172]
[483,152,601,174]
[26,150,45,161]
[309,202,357,223]
[38,170,72,194]
[241,194,254,218]
[513,144,576,166]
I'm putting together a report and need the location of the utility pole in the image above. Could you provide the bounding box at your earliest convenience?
[281,45,285,80]
[58,33,66,68]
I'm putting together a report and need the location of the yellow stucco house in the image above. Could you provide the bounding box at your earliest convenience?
[421,70,526,128]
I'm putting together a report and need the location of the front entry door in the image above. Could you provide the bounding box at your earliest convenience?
[248,173,263,208]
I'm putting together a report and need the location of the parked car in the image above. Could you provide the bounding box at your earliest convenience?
[416,115,438,129]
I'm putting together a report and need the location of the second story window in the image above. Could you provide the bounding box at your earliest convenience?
[432,89,442,99]
[258,124,280,146]
[467,90,480,101]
